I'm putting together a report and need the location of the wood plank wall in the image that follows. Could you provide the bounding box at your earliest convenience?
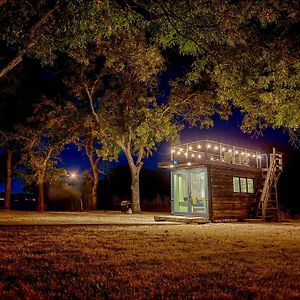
[209,165,262,220]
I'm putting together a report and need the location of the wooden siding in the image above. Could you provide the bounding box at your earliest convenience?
[209,165,261,220]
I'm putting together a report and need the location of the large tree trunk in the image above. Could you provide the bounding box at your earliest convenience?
[4,150,13,210]
[91,163,99,210]
[37,171,45,212]
[85,138,100,210]
[122,147,143,214]
[129,165,141,213]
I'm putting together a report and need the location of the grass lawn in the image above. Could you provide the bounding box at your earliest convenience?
[0,212,299,299]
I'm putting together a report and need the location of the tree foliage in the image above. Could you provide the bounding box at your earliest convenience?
[131,0,300,133]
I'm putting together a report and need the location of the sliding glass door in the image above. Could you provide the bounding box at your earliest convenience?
[172,168,208,216]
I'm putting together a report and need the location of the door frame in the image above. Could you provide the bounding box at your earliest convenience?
[171,167,209,217]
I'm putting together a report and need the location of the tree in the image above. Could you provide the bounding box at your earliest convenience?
[0,131,19,210]
[73,115,116,210]
[128,0,300,134]
[18,100,76,211]
[0,0,148,79]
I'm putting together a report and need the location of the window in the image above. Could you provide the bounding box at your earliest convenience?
[233,177,240,193]
[232,177,255,194]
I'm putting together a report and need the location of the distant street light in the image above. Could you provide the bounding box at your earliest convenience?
[70,172,77,179]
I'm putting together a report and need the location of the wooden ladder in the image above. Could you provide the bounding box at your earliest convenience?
[257,148,283,221]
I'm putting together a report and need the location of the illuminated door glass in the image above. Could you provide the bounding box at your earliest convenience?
[190,171,207,215]
[173,173,188,213]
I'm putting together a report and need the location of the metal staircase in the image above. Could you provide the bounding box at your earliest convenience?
[257,148,283,221]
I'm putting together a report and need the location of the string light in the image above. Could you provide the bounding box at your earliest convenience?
[187,162,191,166]
[177,151,181,155]
[189,146,193,150]
[241,152,245,155]
[214,146,218,150]
[197,145,202,149]
[170,165,174,168]
[235,150,239,154]
[247,153,250,157]
[207,144,211,149]
[198,154,202,158]
[210,157,214,161]
[252,154,256,158]
[229,149,232,153]
[171,149,176,153]
[179,148,183,151]
[222,147,226,151]
[191,154,195,158]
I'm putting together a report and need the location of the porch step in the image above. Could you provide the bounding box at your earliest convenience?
[154,215,210,224]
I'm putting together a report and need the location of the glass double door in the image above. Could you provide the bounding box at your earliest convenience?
[172,168,208,216]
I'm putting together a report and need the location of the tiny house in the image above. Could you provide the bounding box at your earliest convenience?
[159,140,282,221]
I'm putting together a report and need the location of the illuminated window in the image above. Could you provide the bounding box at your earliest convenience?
[233,177,255,194]
[233,177,240,193]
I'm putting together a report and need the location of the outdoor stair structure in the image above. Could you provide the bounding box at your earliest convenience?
[256,148,283,221]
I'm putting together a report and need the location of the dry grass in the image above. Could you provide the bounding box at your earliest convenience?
[0,212,299,299]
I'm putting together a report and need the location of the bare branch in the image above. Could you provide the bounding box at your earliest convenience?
[0,1,59,79]
[85,83,100,124]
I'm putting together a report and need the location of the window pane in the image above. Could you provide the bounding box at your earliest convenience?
[240,178,247,193]
[247,178,254,193]
[233,177,240,193]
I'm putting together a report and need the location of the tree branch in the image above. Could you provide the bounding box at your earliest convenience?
[85,83,100,124]
[0,1,59,79]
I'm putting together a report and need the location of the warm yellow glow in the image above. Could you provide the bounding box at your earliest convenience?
[210,157,214,160]
[198,154,202,158]
[235,150,239,154]
[171,149,176,153]
[70,172,77,179]
[247,153,250,157]
[229,149,232,153]
[241,152,245,155]
[222,147,226,151]
[252,154,256,158]
[214,146,218,150]
[170,165,174,168]
[179,148,183,151]
[187,162,191,166]
[197,144,202,149]
[191,154,195,158]
[177,151,181,155]
[189,146,193,150]
[207,144,211,148]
